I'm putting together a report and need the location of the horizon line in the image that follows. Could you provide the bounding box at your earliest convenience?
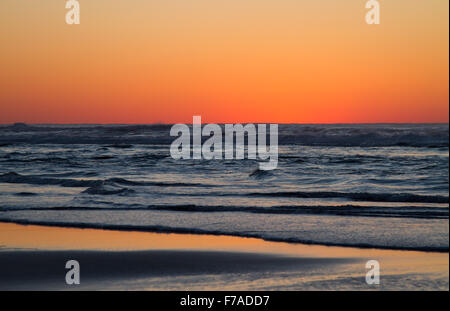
[1,122,449,126]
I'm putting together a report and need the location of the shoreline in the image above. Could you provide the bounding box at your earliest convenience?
[0,219,447,253]
[0,222,448,290]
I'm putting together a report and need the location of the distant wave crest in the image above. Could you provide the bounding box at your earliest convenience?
[0,123,448,147]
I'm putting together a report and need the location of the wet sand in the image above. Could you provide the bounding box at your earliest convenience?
[0,222,448,290]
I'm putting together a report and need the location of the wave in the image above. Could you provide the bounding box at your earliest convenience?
[0,172,102,187]
[91,155,115,160]
[1,172,446,203]
[13,192,38,197]
[2,153,169,164]
[248,191,449,204]
[0,124,448,147]
[2,157,78,165]
[249,168,274,179]
[1,204,447,219]
[106,177,210,187]
[106,144,133,149]
[82,183,135,195]
[0,172,215,188]
[0,218,446,253]
[149,204,448,219]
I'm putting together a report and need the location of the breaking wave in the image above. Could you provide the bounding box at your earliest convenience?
[248,191,449,204]
[1,204,447,219]
[0,172,215,189]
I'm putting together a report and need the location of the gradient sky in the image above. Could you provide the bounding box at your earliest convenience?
[0,0,448,124]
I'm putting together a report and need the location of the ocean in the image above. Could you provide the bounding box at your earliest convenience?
[0,123,448,252]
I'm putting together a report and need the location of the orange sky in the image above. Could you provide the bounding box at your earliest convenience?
[0,0,448,124]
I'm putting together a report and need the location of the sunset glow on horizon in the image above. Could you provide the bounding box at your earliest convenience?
[0,0,448,124]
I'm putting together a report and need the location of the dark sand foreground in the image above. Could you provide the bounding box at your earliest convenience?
[0,223,448,290]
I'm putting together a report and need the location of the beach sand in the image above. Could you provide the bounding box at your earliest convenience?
[0,222,448,290]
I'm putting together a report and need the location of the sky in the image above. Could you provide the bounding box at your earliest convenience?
[0,0,448,124]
